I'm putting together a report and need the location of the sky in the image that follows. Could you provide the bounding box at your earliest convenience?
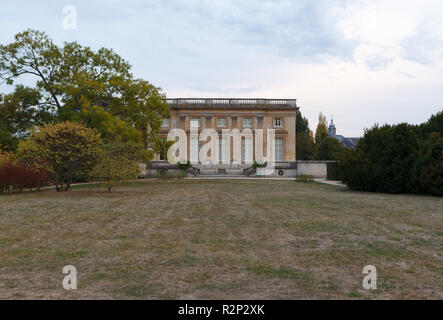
[1,0,443,136]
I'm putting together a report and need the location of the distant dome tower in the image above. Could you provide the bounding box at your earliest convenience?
[328,118,336,137]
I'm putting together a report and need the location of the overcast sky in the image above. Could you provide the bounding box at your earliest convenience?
[1,0,443,136]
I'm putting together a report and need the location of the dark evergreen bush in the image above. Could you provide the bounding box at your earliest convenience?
[340,111,442,196]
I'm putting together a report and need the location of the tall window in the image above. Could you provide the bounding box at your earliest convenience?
[190,118,200,128]
[242,137,253,163]
[242,117,253,128]
[274,118,283,128]
[217,117,227,128]
[218,137,228,163]
[190,139,202,163]
[275,138,285,162]
[162,119,170,128]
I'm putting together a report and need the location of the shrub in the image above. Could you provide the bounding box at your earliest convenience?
[296,175,314,182]
[340,124,419,193]
[414,132,443,196]
[0,161,50,192]
[340,111,443,196]
[177,160,192,171]
[17,121,102,191]
[156,169,186,179]
[252,161,267,170]
[315,137,345,160]
[90,142,148,192]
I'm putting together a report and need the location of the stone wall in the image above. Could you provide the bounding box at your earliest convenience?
[142,160,337,179]
[296,161,336,179]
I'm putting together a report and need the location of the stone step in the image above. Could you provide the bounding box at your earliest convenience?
[199,173,244,176]
[197,174,245,178]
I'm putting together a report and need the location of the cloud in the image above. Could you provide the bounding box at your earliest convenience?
[142,0,357,60]
[1,0,443,136]
[338,0,443,67]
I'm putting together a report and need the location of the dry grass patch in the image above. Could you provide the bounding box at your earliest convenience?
[0,179,442,299]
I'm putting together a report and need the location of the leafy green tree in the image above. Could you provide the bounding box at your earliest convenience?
[296,132,315,160]
[81,102,142,143]
[90,142,150,192]
[340,123,420,193]
[315,112,328,144]
[415,132,443,196]
[417,110,443,138]
[315,137,344,160]
[153,137,174,161]
[17,121,102,191]
[338,110,442,195]
[0,29,169,145]
[0,85,51,150]
[296,110,310,135]
[295,110,315,160]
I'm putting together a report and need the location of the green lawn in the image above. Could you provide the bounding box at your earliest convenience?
[0,179,441,299]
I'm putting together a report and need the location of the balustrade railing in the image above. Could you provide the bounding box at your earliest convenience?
[166,98,297,107]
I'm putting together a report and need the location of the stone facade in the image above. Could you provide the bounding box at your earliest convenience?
[152,98,299,166]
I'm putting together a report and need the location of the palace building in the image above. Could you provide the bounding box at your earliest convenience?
[151,98,298,174]
[145,98,336,178]
[328,118,360,149]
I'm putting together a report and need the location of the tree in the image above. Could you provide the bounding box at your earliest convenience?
[0,161,50,193]
[296,110,310,135]
[340,123,420,193]
[315,112,328,144]
[415,132,443,196]
[0,85,50,150]
[295,110,315,160]
[315,137,344,160]
[415,110,443,139]
[340,111,443,196]
[296,132,315,160]
[0,29,169,145]
[17,121,102,191]
[153,137,174,161]
[90,141,151,192]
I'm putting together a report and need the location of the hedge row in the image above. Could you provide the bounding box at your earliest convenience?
[340,111,442,196]
[0,161,50,192]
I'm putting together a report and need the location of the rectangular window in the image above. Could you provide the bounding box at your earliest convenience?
[162,119,170,128]
[190,118,200,128]
[217,117,227,128]
[242,117,253,128]
[218,137,228,163]
[274,118,283,128]
[242,137,253,163]
[257,117,263,129]
[190,138,202,163]
[275,138,285,162]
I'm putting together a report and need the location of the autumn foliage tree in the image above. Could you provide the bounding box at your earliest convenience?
[90,141,151,192]
[315,112,328,144]
[0,148,50,193]
[0,29,169,146]
[18,121,102,191]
